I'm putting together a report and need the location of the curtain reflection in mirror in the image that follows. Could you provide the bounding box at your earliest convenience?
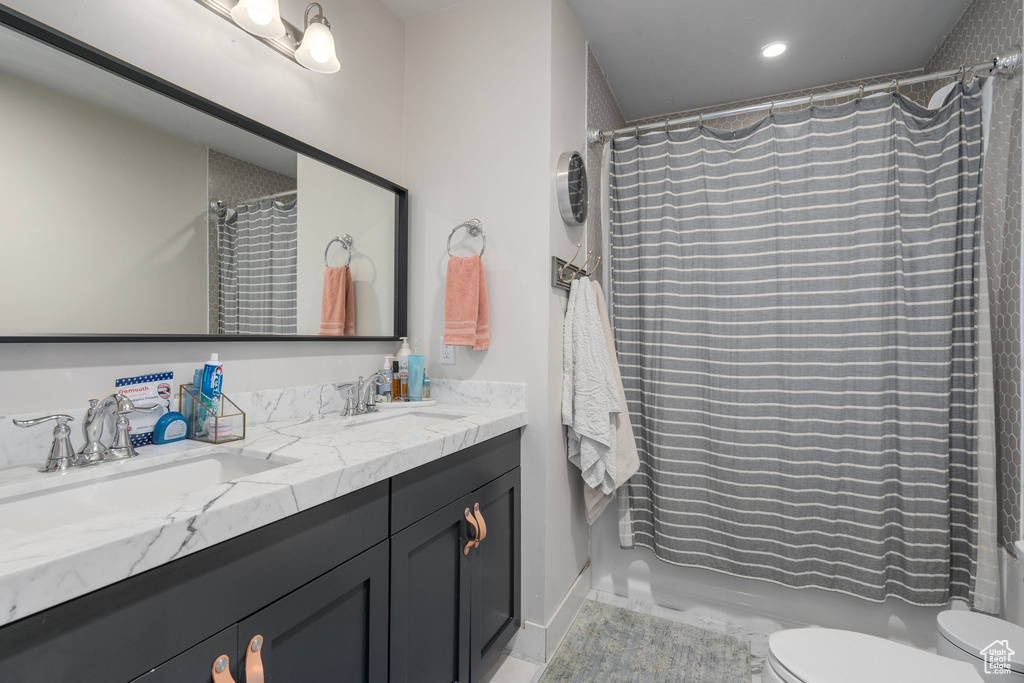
[215,199,298,335]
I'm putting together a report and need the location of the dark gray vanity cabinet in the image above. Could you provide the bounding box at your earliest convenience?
[0,481,390,683]
[390,431,522,683]
[235,540,389,682]
[132,627,239,683]
[0,429,521,683]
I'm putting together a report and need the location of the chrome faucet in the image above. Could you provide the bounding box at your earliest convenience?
[12,414,80,472]
[78,394,159,463]
[358,372,389,413]
[334,372,389,416]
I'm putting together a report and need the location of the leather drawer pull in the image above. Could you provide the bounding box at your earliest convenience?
[473,503,487,544]
[212,655,235,683]
[464,507,480,555]
[245,635,265,683]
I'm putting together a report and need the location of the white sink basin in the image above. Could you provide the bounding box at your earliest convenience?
[0,453,286,534]
[353,411,466,435]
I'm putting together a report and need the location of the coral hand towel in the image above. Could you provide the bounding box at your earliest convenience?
[319,265,355,336]
[444,255,490,351]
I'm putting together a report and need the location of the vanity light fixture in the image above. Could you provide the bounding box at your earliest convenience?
[195,0,340,74]
[295,3,341,73]
[762,42,787,58]
[230,0,286,38]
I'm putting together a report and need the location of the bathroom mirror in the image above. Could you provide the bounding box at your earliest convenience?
[0,9,407,341]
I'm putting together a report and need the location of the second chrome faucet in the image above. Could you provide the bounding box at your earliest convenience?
[335,372,389,416]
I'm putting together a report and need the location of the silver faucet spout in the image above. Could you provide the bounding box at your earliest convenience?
[358,372,388,413]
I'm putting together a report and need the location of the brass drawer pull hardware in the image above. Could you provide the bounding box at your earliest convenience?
[246,634,265,683]
[211,655,235,683]
[464,507,480,555]
[473,503,487,544]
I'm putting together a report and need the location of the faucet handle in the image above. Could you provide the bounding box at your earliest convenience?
[13,414,74,429]
[13,414,81,472]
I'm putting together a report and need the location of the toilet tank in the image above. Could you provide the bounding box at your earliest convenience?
[937,611,1024,682]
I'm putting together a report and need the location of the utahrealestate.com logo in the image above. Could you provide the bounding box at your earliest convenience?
[981,639,1016,675]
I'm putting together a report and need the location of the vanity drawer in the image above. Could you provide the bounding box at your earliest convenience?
[0,480,388,683]
[390,429,521,534]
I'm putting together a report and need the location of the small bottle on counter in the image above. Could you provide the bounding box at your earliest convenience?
[391,360,402,402]
[380,355,394,401]
[422,370,431,399]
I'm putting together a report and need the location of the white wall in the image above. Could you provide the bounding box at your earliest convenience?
[0,68,208,335]
[296,155,396,336]
[544,0,590,621]
[404,0,589,632]
[0,0,406,416]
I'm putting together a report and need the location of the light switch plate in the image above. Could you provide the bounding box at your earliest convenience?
[439,336,456,365]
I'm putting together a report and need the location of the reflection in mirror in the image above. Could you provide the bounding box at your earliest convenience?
[0,18,402,340]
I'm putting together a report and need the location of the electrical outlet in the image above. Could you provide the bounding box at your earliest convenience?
[440,336,456,365]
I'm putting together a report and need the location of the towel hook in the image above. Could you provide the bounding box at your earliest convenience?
[558,243,584,283]
[447,219,486,258]
[324,234,353,267]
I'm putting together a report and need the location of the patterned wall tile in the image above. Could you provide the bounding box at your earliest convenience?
[206,150,296,333]
[586,48,625,285]
[926,0,1023,547]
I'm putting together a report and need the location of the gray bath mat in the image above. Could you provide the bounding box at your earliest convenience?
[539,600,750,683]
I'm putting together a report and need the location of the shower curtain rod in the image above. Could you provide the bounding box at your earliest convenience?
[237,189,297,205]
[588,49,1023,145]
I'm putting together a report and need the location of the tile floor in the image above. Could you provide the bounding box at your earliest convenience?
[482,589,775,683]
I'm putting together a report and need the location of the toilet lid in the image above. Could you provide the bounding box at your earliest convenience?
[769,628,983,683]
[938,610,1024,674]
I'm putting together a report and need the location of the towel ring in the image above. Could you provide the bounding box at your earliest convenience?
[447,219,486,257]
[324,234,353,267]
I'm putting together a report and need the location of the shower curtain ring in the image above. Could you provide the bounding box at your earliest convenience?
[891,78,900,95]
[769,101,775,118]
[957,65,966,83]
[857,85,865,102]
[634,125,641,139]
[698,113,704,129]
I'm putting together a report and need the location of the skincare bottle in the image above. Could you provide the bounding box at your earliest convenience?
[423,370,431,399]
[380,355,395,397]
[397,337,411,400]
[391,360,402,402]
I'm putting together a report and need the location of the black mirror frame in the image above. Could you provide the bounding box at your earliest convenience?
[0,5,408,343]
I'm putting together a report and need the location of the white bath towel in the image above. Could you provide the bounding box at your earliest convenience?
[562,277,621,495]
[581,279,640,524]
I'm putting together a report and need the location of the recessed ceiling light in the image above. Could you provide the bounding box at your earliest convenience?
[762,42,787,58]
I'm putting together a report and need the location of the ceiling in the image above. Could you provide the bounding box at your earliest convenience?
[569,0,974,121]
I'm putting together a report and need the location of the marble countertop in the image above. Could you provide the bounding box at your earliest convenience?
[0,382,526,628]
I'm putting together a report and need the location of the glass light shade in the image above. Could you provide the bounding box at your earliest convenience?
[762,42,787,58]
[295,21,341,73]
[231,0,286,38]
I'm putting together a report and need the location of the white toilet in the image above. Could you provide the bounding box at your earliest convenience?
[937,610,1024,681]
[762,611,1024,683]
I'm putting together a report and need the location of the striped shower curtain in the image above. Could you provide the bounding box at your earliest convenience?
[610,83,989,606]
[216,200,298,335]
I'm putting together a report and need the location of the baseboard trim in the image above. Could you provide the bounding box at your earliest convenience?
[511,563,591,662]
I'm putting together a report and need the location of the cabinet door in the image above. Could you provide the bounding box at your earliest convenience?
[236,540,389,682]
[390,491,476,683]
[469,468,521,683]
[131,626,237,682]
